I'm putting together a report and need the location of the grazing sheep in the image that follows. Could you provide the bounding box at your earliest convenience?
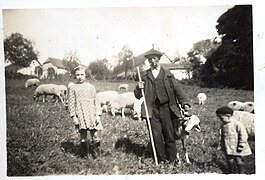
[174,115,201,164]
[241,101,254,114]
[34,84,64,103]
[197,93,207,105]
[118,84,129,91]
[133,97,144,120]
[233,111,255,139]
[96,91,119,113]
[228,101,244,111]
[109,92,136,119]
[25,78,40,88]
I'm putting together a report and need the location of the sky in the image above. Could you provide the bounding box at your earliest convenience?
[2,5,234,65]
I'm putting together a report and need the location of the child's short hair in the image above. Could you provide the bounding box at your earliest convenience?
[72,65,86,76]
[216,106,234,115]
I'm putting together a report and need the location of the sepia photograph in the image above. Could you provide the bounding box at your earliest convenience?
[0,0,264,179]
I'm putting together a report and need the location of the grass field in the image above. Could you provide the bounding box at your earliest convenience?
[5,78,255,176]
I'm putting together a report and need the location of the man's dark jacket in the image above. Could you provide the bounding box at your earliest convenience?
[134,67,189,119]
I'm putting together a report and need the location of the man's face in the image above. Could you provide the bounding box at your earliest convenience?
[75,69,86,83]
[147,56,160,69]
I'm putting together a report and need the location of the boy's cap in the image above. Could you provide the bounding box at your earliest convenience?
[216,106,234,115]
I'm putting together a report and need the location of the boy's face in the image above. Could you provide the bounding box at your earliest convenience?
[75,69,86,83]
[217,114,231,124]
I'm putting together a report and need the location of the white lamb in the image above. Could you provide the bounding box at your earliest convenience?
[118,84,129,91]
[34,84,64,103]
[228,101,244,111]
[96,91,119,113]
[241,101,254,114]
[109,92,136,119]
[233,110,255,139]
[197,93,207,105]
[25,78,40,88]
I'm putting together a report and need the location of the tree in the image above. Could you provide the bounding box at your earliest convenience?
[88,58,111,80]
[201,5,253,90]
[4,33,39,69]
[117,45,134,79]
[62,50,81,73]
[186,39,220,83]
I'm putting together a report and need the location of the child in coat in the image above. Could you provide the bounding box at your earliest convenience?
[68,65,102,158]
[216,106,252,174]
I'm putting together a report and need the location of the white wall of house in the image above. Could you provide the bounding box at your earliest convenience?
[17,60,40,76]
[41,62,67,79]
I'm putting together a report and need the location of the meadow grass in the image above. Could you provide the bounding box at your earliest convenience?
[5,79,255,175]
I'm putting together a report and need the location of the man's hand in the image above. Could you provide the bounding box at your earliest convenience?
[183,104,191,111]
[138,81,145,89]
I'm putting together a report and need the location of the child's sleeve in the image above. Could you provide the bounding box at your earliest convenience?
[237,122,249,152]
[68,86,76,118]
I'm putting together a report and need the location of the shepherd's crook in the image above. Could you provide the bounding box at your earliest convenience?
[136,67,158,166]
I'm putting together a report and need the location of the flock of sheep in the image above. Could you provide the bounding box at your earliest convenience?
[25,78,255,140]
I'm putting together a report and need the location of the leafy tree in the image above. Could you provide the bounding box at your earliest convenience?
[186,39,219,83]
[201,5,253,90]
[62,50,81,73]
[88,58,111,80]
[4,33,39,69]
[117,45,134,79]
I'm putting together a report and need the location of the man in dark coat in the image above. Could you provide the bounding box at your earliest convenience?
[134,49,191,163]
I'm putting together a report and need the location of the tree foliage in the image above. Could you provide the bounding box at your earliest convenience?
[88,58,111,80]
[4,32,39,68]
[187,39,220,82]
[200,5,253,90]
[116,45,134,78]
[62,50,81,73]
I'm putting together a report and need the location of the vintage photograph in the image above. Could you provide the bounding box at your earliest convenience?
[1,0,263,178]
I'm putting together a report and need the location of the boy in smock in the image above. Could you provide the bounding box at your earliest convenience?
[216,106,252,174]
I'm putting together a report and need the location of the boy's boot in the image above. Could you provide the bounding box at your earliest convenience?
[92,141,101,159]
[227,161,236,174]
[237,164,245,174]
[80,140,88,158]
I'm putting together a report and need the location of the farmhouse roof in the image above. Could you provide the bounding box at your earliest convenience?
[43,57,65,69]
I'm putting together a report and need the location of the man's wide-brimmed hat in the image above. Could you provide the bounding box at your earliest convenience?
[144,49,163,59]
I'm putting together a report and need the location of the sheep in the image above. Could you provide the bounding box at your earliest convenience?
[96,91,119,113]
[197,93,207,105]
[241,101,254,114]
[233,110,255,139]
[174,115,201,164]
[58,85,68,102]
[33,84,64,103]
[133,97,144,120]
[118,84,129,91]
[109,92,136,119]
[25,78,40,88]
[228,101,244,111]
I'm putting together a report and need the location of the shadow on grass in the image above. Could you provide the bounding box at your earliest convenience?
[114,137,152,158]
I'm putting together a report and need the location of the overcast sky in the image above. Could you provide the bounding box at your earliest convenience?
[2,5,234,65]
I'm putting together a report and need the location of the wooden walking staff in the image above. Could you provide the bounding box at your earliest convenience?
[136,67,158,166]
